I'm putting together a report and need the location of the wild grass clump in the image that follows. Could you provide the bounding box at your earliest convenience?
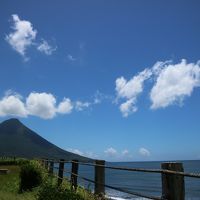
[0,190,37,200]
[0,157,29,166]
[37,180,84,200]
[19,160,47,192]
[37,177,100,200]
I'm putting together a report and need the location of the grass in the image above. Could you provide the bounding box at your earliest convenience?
[0,160,104,200]
[37,176,102,200]
[0,165,36,200]
[0,191,36,200]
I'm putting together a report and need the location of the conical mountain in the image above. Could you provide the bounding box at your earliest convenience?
[0,118,92,162]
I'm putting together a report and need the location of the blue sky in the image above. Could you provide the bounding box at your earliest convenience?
[1,0,200,161]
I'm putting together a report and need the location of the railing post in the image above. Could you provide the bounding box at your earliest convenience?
[49,161,54,175]
[71,160,79,191]
[58,159,65,187]
[95,160,105,196]
[161,162,185,200]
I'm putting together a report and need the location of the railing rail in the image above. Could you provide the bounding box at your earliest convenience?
[38,158,200,200]
[40,158,200,178]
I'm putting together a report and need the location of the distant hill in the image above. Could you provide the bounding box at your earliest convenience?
[0,118,92,162]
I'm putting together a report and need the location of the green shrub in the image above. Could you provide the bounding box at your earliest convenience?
[37,180,85,200]
[19,160,47,192]
[37,178,102,200]
[17,158,30,166]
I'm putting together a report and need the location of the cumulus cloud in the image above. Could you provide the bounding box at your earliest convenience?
[103,148,132,161]
[37,39,57,55]
[115,69,152,117]
[122,149,129,156]
[67,148,98,158]
[0,93,27,117]
[93,90,113,104]
[5,14,37,59]
[139,148,150,157]
[119,99,137,117]
[26,92,57,119]
[85,151,98,159]
[0,91,91,119]
[68,148,84,156]
[57,98,73,114]
[115,59,200,117]
[93,91,103,104]
[75,101,90,111]
[6,14,57,60]
[150,59,200,109]
[104,147,117,157]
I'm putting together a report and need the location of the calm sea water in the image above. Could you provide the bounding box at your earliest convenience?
[62,160,200,200]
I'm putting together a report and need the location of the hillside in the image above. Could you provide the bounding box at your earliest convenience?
[0,118,92,162]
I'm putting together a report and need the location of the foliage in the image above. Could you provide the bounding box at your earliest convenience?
[37,177,100,200]
[37,179,83,200]
[0,157,29,166]
[19,160,47,192]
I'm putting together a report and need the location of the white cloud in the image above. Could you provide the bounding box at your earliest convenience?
[93,90,113,104]
[0,93,27,117]
[5,14,37,58]
[57,98,73,114]
[115,59,200,116]
[139,148,150,157]
[150,59,200,109]
[85,151,98,159]
[115,68,152,117]
[119,99,137,117]
[122,149,129,156]
[103,148,133,161]
[94,92,102,104]
[67,148,98,159]
[116,69,152,99]
[67,54,76,61]
[0,91,93,119]
[37,39,57,55]
[75,101,90,111]
[68,148,84,156]
[104,147,117,157]
[26,92,57,119]
[6,14,57,60]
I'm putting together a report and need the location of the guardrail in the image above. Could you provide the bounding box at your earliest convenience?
[39,159,200,200]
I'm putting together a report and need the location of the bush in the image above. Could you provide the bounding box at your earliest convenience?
[17,158,30,166]
[19,161,47,192]
[37,180,85,200]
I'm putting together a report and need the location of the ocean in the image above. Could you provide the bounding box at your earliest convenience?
[62,160,200,200]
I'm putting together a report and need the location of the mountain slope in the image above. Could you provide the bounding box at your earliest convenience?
[0,118,92,162]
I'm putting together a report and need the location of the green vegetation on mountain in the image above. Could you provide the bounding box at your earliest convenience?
[0,118,91,161]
